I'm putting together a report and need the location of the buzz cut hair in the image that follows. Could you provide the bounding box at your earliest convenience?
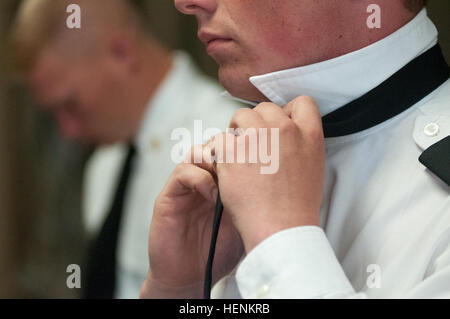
[8,0,150,76]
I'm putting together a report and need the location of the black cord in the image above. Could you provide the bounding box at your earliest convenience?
[203,191,224,299]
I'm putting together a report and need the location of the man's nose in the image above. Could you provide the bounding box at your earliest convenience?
[174,0,217,15]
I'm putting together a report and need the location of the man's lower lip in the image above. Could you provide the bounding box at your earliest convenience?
[206,39,232,53]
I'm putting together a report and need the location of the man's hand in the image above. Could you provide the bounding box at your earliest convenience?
[215,96,325,252]
[140,161,244,299]
[140,96,325,298]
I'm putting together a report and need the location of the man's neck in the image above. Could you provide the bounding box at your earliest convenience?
[225,9,437,117]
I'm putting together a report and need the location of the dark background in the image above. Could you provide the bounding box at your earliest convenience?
[0,0,449,298]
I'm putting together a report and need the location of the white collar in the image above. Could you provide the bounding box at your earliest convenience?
[224,8,437,117]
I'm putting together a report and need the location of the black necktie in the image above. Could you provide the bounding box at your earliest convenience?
[83,144,136,299]
[322,44,449,137]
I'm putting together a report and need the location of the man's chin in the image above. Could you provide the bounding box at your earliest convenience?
[218,68,268,103]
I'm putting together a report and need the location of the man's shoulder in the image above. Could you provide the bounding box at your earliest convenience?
[417,78,450,116]
[413,78,450,150]
[412,79,450,187]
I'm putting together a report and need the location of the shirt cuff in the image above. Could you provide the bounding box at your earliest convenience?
[235,226,355,298]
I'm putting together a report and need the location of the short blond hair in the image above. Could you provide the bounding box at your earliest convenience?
[9,0,68,76]
[9,0,149,77]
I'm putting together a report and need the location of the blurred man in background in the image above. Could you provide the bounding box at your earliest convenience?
[9,0,239,298]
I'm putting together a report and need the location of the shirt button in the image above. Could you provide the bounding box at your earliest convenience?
[424,122,440,137]
[255,284,270,298]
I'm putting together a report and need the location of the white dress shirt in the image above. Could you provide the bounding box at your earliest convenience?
[82,52,240,298]
[212,9,450,298]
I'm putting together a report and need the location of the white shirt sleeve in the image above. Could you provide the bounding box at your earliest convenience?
[235,226,450,299]
[236,226,364,298]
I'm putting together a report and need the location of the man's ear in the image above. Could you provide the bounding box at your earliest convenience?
[107,34,138,72]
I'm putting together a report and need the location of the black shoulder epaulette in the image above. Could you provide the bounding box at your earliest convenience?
[419,135,450,186]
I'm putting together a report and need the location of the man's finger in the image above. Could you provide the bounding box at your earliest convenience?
[184,132,238,173]
[171,164,218,203]
[229,107,265,131]
[253,102,291,126]
[184,144,216,173]
[283,96,323,134]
